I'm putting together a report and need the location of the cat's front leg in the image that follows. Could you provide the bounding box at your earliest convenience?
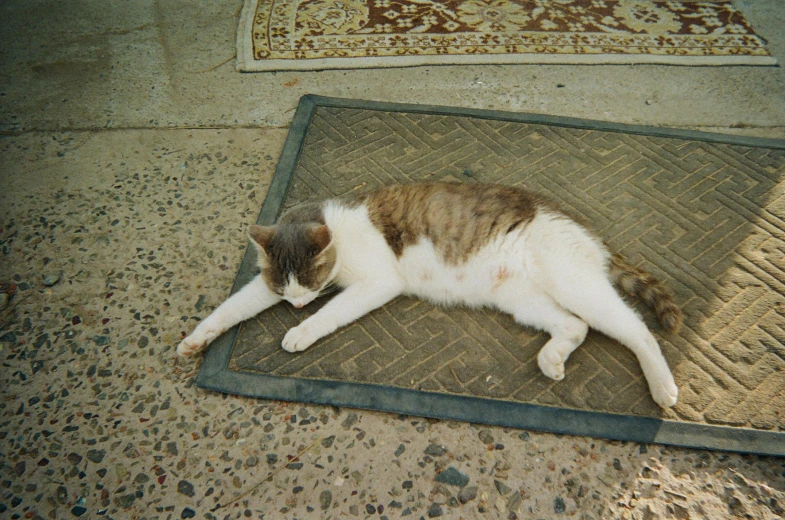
[177,275,281,357]
[282,280,402,353]
[281,322,323,353]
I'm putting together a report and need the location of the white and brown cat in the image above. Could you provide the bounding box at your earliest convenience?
[178,182,682,408]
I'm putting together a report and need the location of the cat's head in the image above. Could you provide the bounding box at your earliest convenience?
[249,223,337,309]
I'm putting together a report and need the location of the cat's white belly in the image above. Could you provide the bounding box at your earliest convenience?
[397,235,530,307]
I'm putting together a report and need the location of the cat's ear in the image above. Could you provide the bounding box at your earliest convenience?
[248,225,275,260]
[309,225,332,252]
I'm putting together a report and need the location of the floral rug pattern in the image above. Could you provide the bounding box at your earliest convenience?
[238,0,775,70]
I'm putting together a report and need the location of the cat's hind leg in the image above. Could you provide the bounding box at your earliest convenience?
[495,287,588,381]
[537,266,678,408]
[526,215,678,408]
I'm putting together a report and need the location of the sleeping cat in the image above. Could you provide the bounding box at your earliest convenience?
[178,182,682,408]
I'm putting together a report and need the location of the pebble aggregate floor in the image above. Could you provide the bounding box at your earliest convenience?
[2,129,785,519]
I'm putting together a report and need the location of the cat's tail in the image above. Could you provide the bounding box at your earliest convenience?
[608,253,682,333]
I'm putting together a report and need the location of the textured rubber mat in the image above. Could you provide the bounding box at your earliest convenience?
[197,95,785,456]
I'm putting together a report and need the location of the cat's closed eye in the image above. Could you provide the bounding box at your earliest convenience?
[266,283,284,296]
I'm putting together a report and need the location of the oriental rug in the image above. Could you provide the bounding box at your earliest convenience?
[197,95,785,456]
[237,0,776,70]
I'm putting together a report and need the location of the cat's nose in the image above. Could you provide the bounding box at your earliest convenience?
[294,302,304,309]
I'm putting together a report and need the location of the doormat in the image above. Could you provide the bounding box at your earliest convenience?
[197,95,785,456]
[236,0,776,71]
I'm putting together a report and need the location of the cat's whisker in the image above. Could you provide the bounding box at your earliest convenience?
[319,283,340,297]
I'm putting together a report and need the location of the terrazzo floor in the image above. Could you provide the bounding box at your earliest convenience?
[3,0,785,517]
[2,127,785,519]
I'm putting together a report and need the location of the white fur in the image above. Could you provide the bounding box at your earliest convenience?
[283,276,318,309]
[178,204,678,408]
[282,202,404,353]
[176,275,281,357]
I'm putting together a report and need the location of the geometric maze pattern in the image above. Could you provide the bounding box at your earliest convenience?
[231,107,785,429]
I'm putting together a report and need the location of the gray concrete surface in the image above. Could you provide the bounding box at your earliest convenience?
[2,0,785,135]
[1,1,784,519]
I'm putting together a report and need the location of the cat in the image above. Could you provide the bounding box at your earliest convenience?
[177,182,682,408]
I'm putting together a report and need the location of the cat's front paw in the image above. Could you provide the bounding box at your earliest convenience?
[177,328,220,357]
[282,324,319,353]
[537,347,566,381]
[177,335,206,357]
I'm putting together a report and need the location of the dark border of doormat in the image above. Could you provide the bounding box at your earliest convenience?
[196,94,785,457]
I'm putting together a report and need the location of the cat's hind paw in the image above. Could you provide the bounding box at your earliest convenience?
[537,348,566,381]
[650,379,679,408]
